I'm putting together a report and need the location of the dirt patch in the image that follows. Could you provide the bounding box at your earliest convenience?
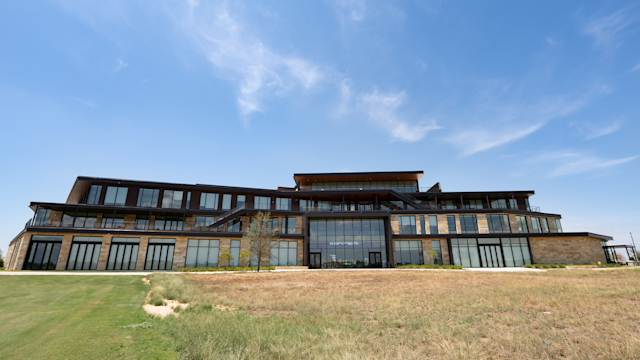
[143,300,189,318]
[244,309,297,317]
[141,277,151,285]
[214,304,237,311]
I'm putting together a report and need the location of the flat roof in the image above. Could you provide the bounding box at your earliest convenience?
[293,171,424,184]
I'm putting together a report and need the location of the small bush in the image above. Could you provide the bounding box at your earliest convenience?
[395,264,463,270]
[178,266,276,272]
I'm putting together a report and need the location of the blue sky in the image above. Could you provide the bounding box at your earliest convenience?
[1,0,639,255]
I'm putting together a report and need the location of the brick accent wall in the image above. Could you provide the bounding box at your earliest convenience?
[529,236,606,264]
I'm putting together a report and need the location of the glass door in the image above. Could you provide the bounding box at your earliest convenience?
[369,252,382,268]
[309,253,321,269]
[479,245,504,267]
[23,241,62,270]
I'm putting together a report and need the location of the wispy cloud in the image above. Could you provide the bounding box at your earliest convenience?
[576,120,623,140]
[66,96,97,107]
[172,1,322,121]
[357,89,441,142]
[114,58,128,72]
[530,151,638,177]
[546,37,559,46]
[582,9,635,51]
[333,0,366,21]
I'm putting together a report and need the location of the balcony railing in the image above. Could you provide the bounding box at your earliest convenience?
[298,184,418,192]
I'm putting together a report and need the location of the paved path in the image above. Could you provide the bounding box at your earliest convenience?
[0,271,151,276]
[462,267,546,272]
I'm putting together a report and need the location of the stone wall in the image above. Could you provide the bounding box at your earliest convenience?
[529,236,606,264]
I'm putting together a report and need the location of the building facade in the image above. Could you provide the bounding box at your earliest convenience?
[5,171,612,271]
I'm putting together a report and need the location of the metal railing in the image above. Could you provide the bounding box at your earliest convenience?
[298,184,419,192]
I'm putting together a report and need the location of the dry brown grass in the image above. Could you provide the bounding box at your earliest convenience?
[152,269,640,359]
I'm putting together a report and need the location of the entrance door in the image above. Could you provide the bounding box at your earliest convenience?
[479,245,504,267]
[369,252,382,268]
[309,253,321,269]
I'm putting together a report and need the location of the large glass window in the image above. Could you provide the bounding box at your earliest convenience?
[73,211,98,228]
[276,198,291,210]
[269,218,279,231]
[86,185,102,205]
[300,199,312,211]
[309,217,386,268]
[282,217,296,234]
[199,193,219,210]
[135,215,149,230]
[450,238,481,267]
[34,209,51,226]
[464,199,483,209]
[23,235,63,270]
[516,216,529,233]
[270,241,298,266]
[428,215,438,234]
[66,236,102,270]
[221,194,232,211]
[447,215,457,233]
[395,241,423,265]
[136,188,159,207]
[237,195,246,207]
[554,219,563,233]
[441,200,456,209]
[104,186,128,206]
[509,199,518,210]
[398,216,416,234]
[154,214,184,231]
[459,215,478,233]
[227,218,243,232]
[229,240,241,267]
[487,215,511,233]
[531,217,542,233]
[61,211,75,227]
[101,212,125,229]
[185,239,220,268]
[144,239,175,270]
[431,240,442,265]
[255,196,270,210]
[501,238,532,266]
[419,215,426,235]
[186,192,191,209]
[195,216,216,229]
[491,199,508,209]
[162,190,183,209]
[309,181,417,192]
[525,198,531,211]
[542,218,550,233]
[106,238,139,271]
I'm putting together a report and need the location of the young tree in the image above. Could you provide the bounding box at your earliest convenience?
[243,211,280,272]
[239,250,252,267]
[219,248,233,267]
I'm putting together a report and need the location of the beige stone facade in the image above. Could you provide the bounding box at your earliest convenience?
[529,236,606,264]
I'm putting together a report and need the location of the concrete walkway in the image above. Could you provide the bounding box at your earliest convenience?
[0,271,151,275]
[463,267,546,272]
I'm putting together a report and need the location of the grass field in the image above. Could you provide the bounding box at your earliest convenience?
[2,270,640,359]
[150,269,640,359]
[0,276,174,360]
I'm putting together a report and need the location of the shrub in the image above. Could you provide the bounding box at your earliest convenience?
[394,264,463,270]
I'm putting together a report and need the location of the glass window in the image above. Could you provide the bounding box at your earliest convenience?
[491,199,508,209]
[542,218,550,233]
[229,240,241,267]
[428,215,438,234]
[419,215,426,235]
[525,198,531,211]
[61,211,75,227]
[104,186,128,206]
[86,185,102,205]
[531,217,542,233]
[269,241,298,266]
[398,216,416,234]
[459,215,478,233]
[186,192,191,209]
[136,188,159,207]
[227,218,243,232]
[199,193,219,210]
[269,218,279,231]
[276,198,291,210]
[255,196,270,210]
[501,238,532,266]
[221,194,232,211]
[185,239,220,268]
[441,200,456,209]
[162,190,183,209]
[516,216,529,233]
[300,199,312,211]
[487,215,511,233]
[465,199,483,209]
[450,238,481,267]
[101,212,125,229]
[34,209,51,226]
[237,195,246,207]
[106,238,140,271]
[23,235,63,270]
[431,240,442,265]
[195,216,216,229]
[447,215,457,233]
[135,215,149,230]
[144,238,175,270]
[73,211,98,228]
[154,214,184,231]
[554,219,563,233]
[66,236,102,270]
[282,217,296,234]
[395,241,424,265]
[509,199,518,210]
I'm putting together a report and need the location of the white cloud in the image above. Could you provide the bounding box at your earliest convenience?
[582,9,634,51]
[333,0,366,21]
[579,120,622,140]
[114,58,128,72]
[546,37,559,46]
[531,151,638,177]
[66,96,97,107]
[358,89,441,142]
[447,123,545,157]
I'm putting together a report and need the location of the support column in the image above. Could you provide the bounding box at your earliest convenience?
[55,233,75,271]
[97,234,113,271]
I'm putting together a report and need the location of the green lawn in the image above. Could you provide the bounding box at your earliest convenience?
[0,276,175,360]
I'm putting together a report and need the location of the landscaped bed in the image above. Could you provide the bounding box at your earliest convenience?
[178,266,276,272]
[524,263,624,269]
[394,264,463,269]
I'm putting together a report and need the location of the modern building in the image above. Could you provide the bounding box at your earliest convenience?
[5,171,613,271]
